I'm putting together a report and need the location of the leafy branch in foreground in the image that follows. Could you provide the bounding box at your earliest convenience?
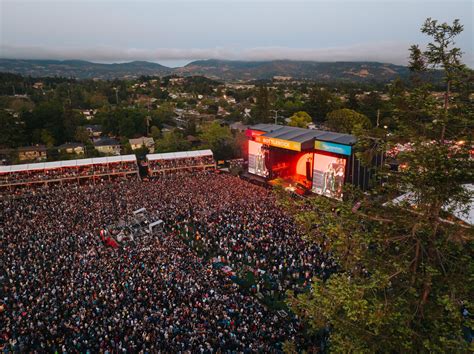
[283,18,473,353]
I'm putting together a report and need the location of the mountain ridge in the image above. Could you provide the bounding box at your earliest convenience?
[0,58,415,82]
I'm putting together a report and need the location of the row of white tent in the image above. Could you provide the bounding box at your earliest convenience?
[386,184,474,226]
[146,149,213,162]
[0,155,137,174]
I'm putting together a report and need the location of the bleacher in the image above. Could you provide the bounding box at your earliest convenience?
[0,155,139,189]
[146,149,215,176]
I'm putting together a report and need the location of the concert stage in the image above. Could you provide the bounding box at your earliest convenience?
[246,124,357,200]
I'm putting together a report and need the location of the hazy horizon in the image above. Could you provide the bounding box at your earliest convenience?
[1,0,473,67]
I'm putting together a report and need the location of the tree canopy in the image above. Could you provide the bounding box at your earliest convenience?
[326,108,372,134]
[288,111,312,128]
[285,18,474,353]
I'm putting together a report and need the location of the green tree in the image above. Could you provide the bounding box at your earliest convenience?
[252,85,272,123]
[40,129,55,147]
[288,111,312,128]
[155,129,191,153]
[286,18,473,353]
[0,111,25,148]
[199,121,235,160]
[74,126,91,144]
[150,125,161,140]
[411,18,466,141]
[23,101,65,145]
[304,87,340,122]
[326,108,372,134]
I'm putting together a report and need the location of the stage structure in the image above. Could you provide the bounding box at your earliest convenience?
[246,124,380,199]
[0,155,139,190]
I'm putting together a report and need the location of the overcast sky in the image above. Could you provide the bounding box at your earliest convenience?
[1,0,472,67]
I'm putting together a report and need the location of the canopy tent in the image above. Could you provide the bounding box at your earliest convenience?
[386,184,474,226]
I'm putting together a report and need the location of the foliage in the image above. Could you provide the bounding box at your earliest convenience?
[198,121,236,160]
[285,18,474,353]
[326,108,371,134]
[97,108,147,138]
[304,88,340,122]
[288,111,312,128]
[74,126,91,144]
[155,129,191,153]
[0,110,25,148]
[251,85,272,123]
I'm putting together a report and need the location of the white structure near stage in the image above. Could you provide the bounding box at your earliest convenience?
[146,149,215,176]
[386,184,473,226]
[0,155,139,189]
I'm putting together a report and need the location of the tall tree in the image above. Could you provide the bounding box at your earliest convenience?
[412,18,465,140]
[199,121,235,160]
[252,85,272,123]
[304,87,340,122]
[288,111,312,128]
[285,19,473,352]
[326,108,371,134]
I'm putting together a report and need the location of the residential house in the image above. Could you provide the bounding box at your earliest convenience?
[18,145,47,162]
[85,125,103,138]
[217,106,230,116]
[81,109,97,121]
[93,138,121,156]
[58,142,85,155]
[169,77,185,85]
[129,137,155,153]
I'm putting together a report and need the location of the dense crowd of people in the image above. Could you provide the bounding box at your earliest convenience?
[1,171,333,352]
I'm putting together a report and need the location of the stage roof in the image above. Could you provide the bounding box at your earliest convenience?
[249,124,356,146]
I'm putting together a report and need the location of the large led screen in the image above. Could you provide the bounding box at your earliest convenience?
[248,140,269,177]
[312,154,346,200]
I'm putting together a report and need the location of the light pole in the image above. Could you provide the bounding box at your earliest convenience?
[270,109,279,125]
[113,87,119,105]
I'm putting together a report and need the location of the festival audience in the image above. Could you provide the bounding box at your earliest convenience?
[0,172,332,352]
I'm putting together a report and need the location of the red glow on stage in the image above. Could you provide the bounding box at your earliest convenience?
[296,153,313,176]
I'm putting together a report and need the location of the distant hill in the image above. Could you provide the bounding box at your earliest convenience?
[0,58,418,82]
[0,59,172,80]
[176,59,412,82]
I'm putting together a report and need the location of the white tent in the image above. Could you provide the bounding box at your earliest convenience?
[386,184,474,226]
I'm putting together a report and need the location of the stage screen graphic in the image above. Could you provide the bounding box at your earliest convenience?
[248,140,269,177]
[312,154,346,200]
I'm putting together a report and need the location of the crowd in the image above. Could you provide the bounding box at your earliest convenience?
[1,171,333,352]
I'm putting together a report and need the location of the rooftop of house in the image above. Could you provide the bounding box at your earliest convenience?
[58,142,85,149]
[18,145,47,152]
[129,137,154,145]
[93,137,120,147]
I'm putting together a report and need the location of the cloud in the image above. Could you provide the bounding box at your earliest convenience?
[1,42,472,66]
